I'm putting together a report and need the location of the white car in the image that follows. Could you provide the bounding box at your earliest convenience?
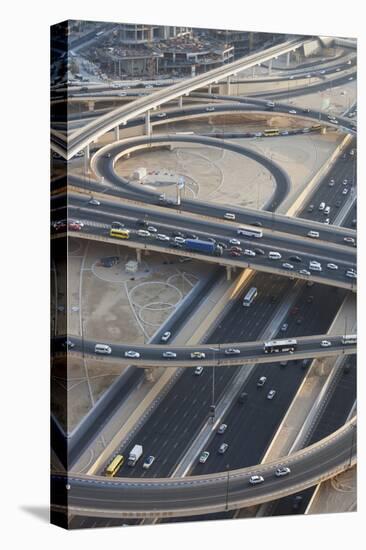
[321,340,331,347]
[147,226,158,233]
[125,350,140,358]
[224,348,240,355]
[143,455,155,469]
[275,466,291,477]
[267,389,276,400]
[161,331,171,342]
[282,263,294,270]
[157,112,167,118]
[137,229,151,237]
[194,366,204,376]
[289,109,297,114]
[345,270,357,279]
[206,106,215,112]
[342,188,349,195]
[230,238,241,246]
[323,218,330,224]
[162,351,177,358]
[299,269,311,276]
[327,263,338,270]
[249,475,264,485]
[157,233,170,241]
[88,198,101,206]
[217,423,228,434]
[174,236,185,244]
[244,249,256,257]
[191,351,206,359]
[224,212,236,220]
[199,451,210,463]
[343,179,349,185]
[269,251,282,260]
[307,230,319,239]
[343,236,355,244]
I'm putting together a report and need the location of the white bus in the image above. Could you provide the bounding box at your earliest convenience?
[264,339,297,354]
[243,287,258,307]
[237,225,263,238]
[341,334,357,345]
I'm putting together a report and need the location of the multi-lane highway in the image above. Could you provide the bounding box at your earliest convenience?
[51,34,357,527]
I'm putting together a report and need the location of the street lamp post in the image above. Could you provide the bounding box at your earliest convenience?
[225,464,230,511]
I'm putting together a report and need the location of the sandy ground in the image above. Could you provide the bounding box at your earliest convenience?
[52,236,209,432]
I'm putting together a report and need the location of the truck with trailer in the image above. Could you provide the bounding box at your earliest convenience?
[128,444,143,467]
[185,239,223,256]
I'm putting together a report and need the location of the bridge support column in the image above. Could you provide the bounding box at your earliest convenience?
[208,84,212,94]
[145,110,151,136]
[321,127,327,135]
[268,59,273,75]
[178,96,183,109]
[286,51,291,67]
[136,249,142,263]
[226,266,232,281]
[226,76,231,95]
[144,368,155,382]
[114,125,120,141]
[87,100,95,111]
[83,144,90,174]
[252,65,256,78]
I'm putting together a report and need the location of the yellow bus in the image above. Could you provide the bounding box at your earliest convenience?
[105,454,124,477]
[109,228,130,239]
[264,128,280,137]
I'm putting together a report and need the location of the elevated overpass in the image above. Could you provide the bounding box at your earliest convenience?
[51,416,356,518]
[54,333,356,367]
[52,37,313,158]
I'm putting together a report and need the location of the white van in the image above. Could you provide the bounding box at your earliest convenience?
[95,343,112,355]
[307,230,319,239]
[224,212,236,220]
[309,261,322,271]
[268,251,282,260]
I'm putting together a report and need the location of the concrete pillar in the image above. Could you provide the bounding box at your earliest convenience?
[321,127,327,135]
[252,65,256,78]
[226,266,232,281]
[208,84,212,94]
[114,125,120,141]
[226,75,231,95]
[87,100,95,111]
[84,144,90,173]
[286,51,290,67]
[136,249,142,263]
[268,59,273,76]
[144,368,155,382]
[178,95,183,109]
[145,109,151,136]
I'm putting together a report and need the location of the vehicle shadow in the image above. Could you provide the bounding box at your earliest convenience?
[20,505,49,524]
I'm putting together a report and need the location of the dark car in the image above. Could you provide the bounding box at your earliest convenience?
[292,495,303,511]
[306,295,314,304]
[238,392,248,404]
[207,237,217,244]
[185,233,198,240]
[172,231,184,238]
[218,242,227,249]
[254,248,265,255]
[307,204,314,213]
[289,255,302,263]
[111,221,125,230]
[170,242,183,248]
[136,219,149,227]
[335,200,342,208]
[251,221,263,227]
[301,359,310,369]
[101,256,119,268]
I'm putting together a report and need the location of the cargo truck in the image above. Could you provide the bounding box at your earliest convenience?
[128,444,143,467]
[185,239,222,256]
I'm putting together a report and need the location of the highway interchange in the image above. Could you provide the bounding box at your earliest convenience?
[51,34,357,526]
